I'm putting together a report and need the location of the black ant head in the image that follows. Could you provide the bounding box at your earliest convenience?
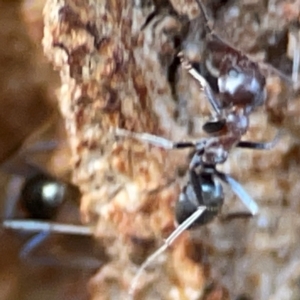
[20,174,79,220]
[175,170,224,228]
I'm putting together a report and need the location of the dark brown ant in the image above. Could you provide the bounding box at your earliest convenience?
[115,0,284,296]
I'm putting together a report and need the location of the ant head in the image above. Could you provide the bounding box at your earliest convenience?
[217,51,267,111]
[175,170,223,228]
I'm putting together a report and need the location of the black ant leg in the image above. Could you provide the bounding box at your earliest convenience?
[237,131,281,150]
[19,231,55,264]
[19,230,102,268]
[128,206,206,298]
[219,211,253,222]
[215,171,259,216]
[115,128,202,150]
[178,53,222,115]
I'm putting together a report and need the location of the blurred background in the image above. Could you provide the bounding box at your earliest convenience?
[0,1,104,299]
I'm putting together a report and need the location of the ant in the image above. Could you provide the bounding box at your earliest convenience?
[115,0,286,297]
[3,172,92,237]
[1,136,97,268]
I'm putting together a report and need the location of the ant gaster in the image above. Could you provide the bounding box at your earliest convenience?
[2,138,93,237]
[116,0,282,296]
[20,173,79,220]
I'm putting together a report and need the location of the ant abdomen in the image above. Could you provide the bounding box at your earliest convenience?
[20,173,80,220]
[175,170,224,228]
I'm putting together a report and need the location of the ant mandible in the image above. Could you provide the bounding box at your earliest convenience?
[116,0,282,296]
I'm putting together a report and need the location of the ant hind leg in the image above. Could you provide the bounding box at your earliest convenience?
[19,231,55,265]
[128,206,206,298]
[215,171,259,216]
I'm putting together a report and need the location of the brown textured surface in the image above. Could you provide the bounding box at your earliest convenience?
[42,0,300,300]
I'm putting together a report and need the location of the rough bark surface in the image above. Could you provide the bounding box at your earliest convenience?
[43,0,300,300]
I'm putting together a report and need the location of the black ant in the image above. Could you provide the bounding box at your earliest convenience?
[2,171,99,267]
[115,0,286,296]
[1,137,97,268]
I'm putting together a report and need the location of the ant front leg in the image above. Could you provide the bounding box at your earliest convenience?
[178,52,222,115]
[19,231,54,265]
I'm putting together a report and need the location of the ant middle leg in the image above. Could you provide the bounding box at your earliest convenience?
[115,128,205,150]
[128,206,207,298]
[237,130,282,150]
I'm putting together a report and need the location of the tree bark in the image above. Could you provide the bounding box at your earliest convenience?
[43,0,300,299]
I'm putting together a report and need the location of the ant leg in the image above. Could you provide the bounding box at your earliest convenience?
[215,171,259,216]
[291,28,300,88]
[219,211,253,222]
[128,206,206,298]
[178,53,222,115]
[260,62,296,86]
[237,130,282,150]
[3,219,93,236]
[19,231,55,265]
[193,0,223,42]
[115,128,197,149]
[20,231,102,268]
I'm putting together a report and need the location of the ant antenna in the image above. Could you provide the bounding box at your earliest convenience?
[3,219,93,236]
[178,52,222,114]
[128,206,206,298]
